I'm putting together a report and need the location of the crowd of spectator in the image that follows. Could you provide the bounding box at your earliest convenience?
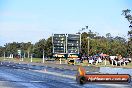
[78,53,131,66]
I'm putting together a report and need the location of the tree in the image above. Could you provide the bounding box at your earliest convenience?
[88,30,96,38]
[0,46,5,57]
[81,32,88,54]
[26,42,33,58]
[122,9,131,17]
[122,9,132,57]
[34,39,46,58]
[4,42,18,57]
[45,37,52,57]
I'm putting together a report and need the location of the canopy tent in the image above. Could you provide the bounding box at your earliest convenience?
[100,54,109,57]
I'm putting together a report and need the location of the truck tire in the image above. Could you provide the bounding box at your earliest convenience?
[76,76,86,84]
[128,75,131,83]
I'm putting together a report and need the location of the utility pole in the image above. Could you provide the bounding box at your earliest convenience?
[24,52,25,58]
[52,34,54,53]
[20,53,21,59]
[87,37,90,56]
[22,56,23,61]
[30,54,32,62]
[43,49,45,63]
[66,34,67,53]
[78,26,88,55]
[79,33,81,53]
[63,40,65,53]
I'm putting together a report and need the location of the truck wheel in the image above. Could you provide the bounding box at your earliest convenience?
[77,76,86,84]
[128,76,131,83]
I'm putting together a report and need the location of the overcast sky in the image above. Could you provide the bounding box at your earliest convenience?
[0,0,132,46]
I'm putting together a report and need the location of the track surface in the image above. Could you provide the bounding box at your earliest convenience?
[0,62,131,88]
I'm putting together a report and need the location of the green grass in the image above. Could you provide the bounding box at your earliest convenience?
[81,60,132,68]
[0,57,132,68]
[23,58,42,63]
[0,57,42,63]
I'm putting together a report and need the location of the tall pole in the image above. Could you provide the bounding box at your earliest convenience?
[52,34,54,53]
[78,25,88,55]
[20,53,21,59]
[87,37,89,56]
[66,34,67,53]
[43,49,45,63]
[24,52,25,58]
[31,54,32,62]
[22,56,23,61]
[64,40,65,53]
[86,26,89,56]
[80,33,81,53]
[28,51,30,58]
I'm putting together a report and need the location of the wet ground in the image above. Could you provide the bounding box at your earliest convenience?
[100,67,132,75]
[0,61,131,88]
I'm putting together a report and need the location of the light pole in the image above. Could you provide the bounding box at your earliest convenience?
[63,41,65,53]
[66,34,67,53]
[78,26,89,54]
[30,54,32,62]
[43,49,45,63]
[52,34,54,53]
[87,37,90,56]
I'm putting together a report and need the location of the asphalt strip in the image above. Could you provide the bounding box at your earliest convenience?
[33,70,76,80]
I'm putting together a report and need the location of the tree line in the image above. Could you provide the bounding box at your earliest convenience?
[0,9,131,58]
[0,31,130,58]
[0,37,52,58]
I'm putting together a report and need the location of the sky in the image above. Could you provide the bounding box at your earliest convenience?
[0,0,132,46]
